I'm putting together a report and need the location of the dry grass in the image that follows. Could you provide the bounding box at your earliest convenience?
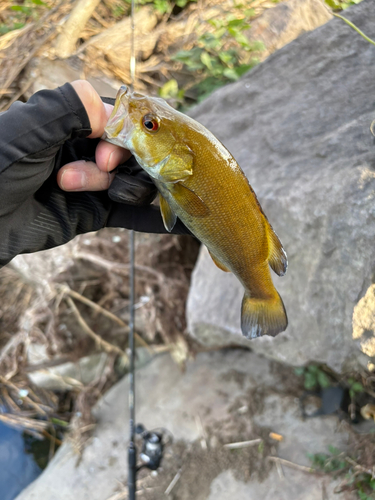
[0,229,199,454]
[0,0,276,109]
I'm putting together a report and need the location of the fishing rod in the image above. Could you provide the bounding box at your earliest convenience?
[127,1,165,498]
[127,0,136,496]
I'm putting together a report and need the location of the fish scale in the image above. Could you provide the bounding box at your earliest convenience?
[105,86,288,339]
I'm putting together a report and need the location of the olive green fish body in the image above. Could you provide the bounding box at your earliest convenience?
[105,86,287,339]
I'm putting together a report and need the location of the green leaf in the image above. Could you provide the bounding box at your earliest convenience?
[294,367,305,376]
[304,372,317,389]
[201,51,214,70]
[193,76,225,102]
[234,32,252,48]
[218,51,234,65]
[358,491,369,500]
[324,0,340,8]
[228,18,247,28]
[154,0,169,14]
[11,5,31,12]
[31,0,48,5]
[308,365,319,374]
[200,29,226,46]
[172,50,192,62]
[50,417,69,427]
[234,63,253,77]
[208,19,222,29]
[328,445,340,455]
[159,79,179,99]
[351,382,364,393]
[317,370,331,388]
[223,67,240,80]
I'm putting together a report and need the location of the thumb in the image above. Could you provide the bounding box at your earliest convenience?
[71,80,113,138]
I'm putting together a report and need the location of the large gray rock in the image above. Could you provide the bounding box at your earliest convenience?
[187,0,375,372]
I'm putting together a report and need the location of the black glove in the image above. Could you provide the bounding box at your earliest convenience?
[0,83,190,267]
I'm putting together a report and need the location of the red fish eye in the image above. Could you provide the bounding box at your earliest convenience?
[142,115,159,132]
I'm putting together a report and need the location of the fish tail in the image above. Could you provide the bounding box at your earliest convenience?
[241,291,288,339]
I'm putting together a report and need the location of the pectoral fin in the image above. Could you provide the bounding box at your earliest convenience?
[159,194,177,232]
[208,249,230,272]
[266,224,288,277]
[170,183,209,218]
[158,143,194,183]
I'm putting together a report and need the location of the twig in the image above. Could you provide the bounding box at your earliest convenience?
[224,438,263,450]
[267,456,315,474]
[42,429,63,447]
[275,457,285,480]
[345,457,375,478]
[92,10,111,29]
[73,251,186,285]
[1,386,21,413]
[1,29,56,101]
[1,0,63,98]
[0,376,47,416]
[165,468,183,495]
[0,413,49,432]
[195,414,207,450]
[54,0,102,58]
[58,284,149,350]
[74,251,160,279]
[270,445,285,480]
[105,491,128,500]
[65,297,128,359]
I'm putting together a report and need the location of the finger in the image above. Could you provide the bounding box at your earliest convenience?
[57,161,115,191]
[71,80,114,138]
[95,139,131,172]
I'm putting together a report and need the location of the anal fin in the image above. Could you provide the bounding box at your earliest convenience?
[266,224,288,277]
[208,249,230,272]
[159,194,177,232]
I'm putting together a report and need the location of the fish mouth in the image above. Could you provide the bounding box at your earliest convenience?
[103,85,134,148]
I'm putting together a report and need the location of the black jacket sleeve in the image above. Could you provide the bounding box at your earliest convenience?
[0,83,191,267]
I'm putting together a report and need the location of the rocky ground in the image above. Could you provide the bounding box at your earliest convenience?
[15,348,368,500]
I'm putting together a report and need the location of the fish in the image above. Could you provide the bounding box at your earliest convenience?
[104,86,288,339]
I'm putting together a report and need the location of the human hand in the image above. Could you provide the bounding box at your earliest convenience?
[0,80,189,267]
[57,80,158,206]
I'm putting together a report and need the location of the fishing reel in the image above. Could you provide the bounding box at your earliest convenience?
[135,424,171,472]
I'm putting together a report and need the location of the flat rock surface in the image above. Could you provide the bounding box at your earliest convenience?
[187,0,375,372]
[15,349,356,500]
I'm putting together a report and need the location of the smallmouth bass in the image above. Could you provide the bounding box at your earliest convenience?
[104,86,288,338]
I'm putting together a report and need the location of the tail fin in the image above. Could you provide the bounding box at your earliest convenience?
[241,292,288,339]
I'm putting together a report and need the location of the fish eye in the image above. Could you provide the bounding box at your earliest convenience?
[142,114,159,133]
